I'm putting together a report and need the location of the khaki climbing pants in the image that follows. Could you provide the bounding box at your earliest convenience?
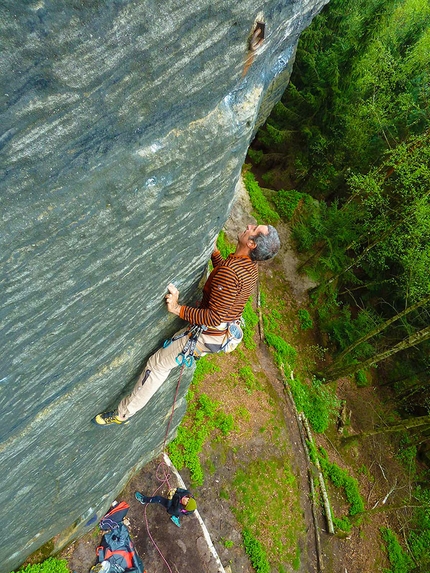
[117,328,226,420]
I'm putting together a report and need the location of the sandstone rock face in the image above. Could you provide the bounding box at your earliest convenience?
[0,1,327,570]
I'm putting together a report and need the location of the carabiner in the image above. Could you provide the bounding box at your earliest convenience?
[175,353,194,368]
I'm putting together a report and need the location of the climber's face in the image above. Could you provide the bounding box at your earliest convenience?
[237,224,269,248]
[180,495,190,506]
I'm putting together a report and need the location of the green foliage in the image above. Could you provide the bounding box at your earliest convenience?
[265,332,297,369]
[12,559,70,573]
[242,298,259,350]
[168,371,234,485]
[192,357,221,388]
[221,538,234,549]
[318,448,365,515]
[248,148,264,165]
[239,365,258,393]
[216,230,235,258]
[381,527,414,573]
[355,370,369,387]
[274,189,310,222]
[242,529,270,573]
[408,487,430,567]
[290,376,339,433]
[255,0,430,192]
[232,459,303,570]
[322,305,380,359]
[298,309,313,330]
[243,169,280,225]
[333,516,352,533]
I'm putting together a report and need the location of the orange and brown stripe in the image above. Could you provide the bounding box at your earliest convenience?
[179,250,258,327]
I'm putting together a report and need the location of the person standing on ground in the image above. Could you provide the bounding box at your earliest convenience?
[135,487,196,527]
[92,223,280,427]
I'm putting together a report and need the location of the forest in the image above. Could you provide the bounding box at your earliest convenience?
[245,0,429,570]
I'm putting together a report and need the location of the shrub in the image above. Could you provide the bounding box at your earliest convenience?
[12,559,70,573]
[248,148,264,165]
[216,230,235,258]
[318,448,364,515]
[265,332,297,369]
[298,309,313,330]
[355,370,369,387]
[168,384,233,485]
[408,487,430,568]
[239,365,257,392]
[381,527,413,573]
[333,516,352,533]
[243,170,280,225]
[242,528,270,573]
[289,376,339,433]
[242,298,259,350]
[274,189,306,222]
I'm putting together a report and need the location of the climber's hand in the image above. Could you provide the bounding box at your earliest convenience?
[165,283,181,316]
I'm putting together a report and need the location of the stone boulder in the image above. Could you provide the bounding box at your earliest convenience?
[0,1,328,570]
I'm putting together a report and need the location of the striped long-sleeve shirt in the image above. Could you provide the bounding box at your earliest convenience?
[179,249,258,328]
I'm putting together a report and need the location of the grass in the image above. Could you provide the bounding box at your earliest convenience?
[168,363,236,485]
[11,559,70,573]
[298,309,313,330]
[232,459,304,571]
[381,527,413,573]
[243,168,280,226]
[316,447,365,516]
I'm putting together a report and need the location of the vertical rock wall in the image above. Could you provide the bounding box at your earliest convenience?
[0,1,328,570]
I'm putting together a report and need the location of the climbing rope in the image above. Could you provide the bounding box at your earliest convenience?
[142,352,190,572]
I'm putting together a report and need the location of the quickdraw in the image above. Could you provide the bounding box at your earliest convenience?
[163,324,207,368]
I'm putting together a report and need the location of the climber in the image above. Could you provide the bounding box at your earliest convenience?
[92,223,280,427]
[134,487,196,527]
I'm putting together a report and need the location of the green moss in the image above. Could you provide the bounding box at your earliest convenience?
[243,169,280,225]
[13,558,69,573]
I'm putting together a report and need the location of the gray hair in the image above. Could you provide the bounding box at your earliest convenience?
[250,225,280,261]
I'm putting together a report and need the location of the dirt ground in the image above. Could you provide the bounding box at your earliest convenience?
[61,210,401,573]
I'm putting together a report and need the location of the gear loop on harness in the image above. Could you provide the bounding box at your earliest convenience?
[163,324,207,369]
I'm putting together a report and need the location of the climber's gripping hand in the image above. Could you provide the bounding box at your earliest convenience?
[165,283,181,316]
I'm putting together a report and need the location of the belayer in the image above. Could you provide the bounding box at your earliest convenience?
[135,487,197,527]
[92,223,280,427]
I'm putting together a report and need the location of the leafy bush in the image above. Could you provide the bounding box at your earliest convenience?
[243,170,280,225]
[239,365,257,393]
[248,148,264,165]
[168,376,234,485]
[192,357,221,388]
[298,309,313,330]
[265,332,297,369]
[381,527,413,573]
[354,370,369,387]
[242,298,259,350]
[274,189,308,222]
[333,516,352,533]
[289,376,339,433]
[408,487,430,568]
[12,559,70,573]
[318,448,364,515]
[242,528,270,573]
[216,230,235,258]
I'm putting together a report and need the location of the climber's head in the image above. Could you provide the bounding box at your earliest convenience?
[237,224,280,261]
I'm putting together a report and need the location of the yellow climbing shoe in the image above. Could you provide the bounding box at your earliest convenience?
[92,410,129,427]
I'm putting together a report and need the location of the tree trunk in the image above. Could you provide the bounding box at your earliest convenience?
[324,325,430,381]
[336,294,430,363]
[341,415,430,445]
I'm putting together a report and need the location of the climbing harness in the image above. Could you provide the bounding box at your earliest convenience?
[219,319,244,353]
[163,324,207,367]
